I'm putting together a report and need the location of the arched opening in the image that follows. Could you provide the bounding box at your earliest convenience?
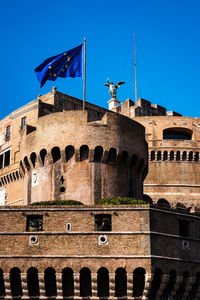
[133,267,145,297]
[40,149,47,166]
[157,151,161,161]
[151,151,155,161]
[51,147,61,163]
[80,145,89,161]
[94,146,103,162]
[120,151,128,163]
[163,128,192,140]
[30,152,37,168]
[0,268,5,296]
[80,268,91,297]
[115,268,127,297]
[27,267,39,297]
[44,267,57,297]
[162,270,176,300]
[175,271,189,299]
[148,268,162,299]
[163,151,168,161]
[170,151,174,161]
[176,151,181,161]
[10,267,22,297]
[107,148,117,163]
[142,194,153,204]
[182,151,187,161]
[97,267,109,297]
[24,156,31,171]
[189,272,200,299]
[157,198,170,207]
[189,151,193,161]
[62,267,74,297]
[65,145,75,162]
[194,152,199,162]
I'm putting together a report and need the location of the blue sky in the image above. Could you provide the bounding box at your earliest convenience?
[0,0,200,119]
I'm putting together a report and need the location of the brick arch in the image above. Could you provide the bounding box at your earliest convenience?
[27,267,39,297]
[62,267,74,297]
[51,146,61,163]
[133,267,146,297]
[94,146,103,162]
[30,152,37,168]
[80,267,91,297]
[10,267,22,297]
[44,267,57,297]
[40,148,47,166]
[107,147,117,163]
[115,267,127,297]
[97,267,109,297]
[65,145,75,162]
[80,145,89,161]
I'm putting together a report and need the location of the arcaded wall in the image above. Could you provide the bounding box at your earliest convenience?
[20,110,148,205]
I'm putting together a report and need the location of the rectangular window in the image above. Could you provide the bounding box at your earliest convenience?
[21,117,26,130]
[5,125,10,140]
[179,220,190,236]
[58,100,64,107]
[95,214,112,231]
[0,149,11,169]
[26,215,43,232]
[0,154,3,169]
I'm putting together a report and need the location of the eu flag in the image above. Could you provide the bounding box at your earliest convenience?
[34,44,83,87]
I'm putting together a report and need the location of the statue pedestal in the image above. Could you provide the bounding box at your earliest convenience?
[108,98,120,110]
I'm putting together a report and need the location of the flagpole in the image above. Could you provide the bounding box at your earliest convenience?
[134,32,137,105]
[83,37,86,110]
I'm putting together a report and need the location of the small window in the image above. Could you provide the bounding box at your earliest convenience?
[58,100,64,107]
[95,214,111,231]
[66,223,71,232]
[179,220,190,237]
[5,125,10,140]
[4,150,10,167]
[26,215,43,232]
[21,117,26,130]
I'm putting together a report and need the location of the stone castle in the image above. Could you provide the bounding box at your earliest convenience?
[0,87,200,299]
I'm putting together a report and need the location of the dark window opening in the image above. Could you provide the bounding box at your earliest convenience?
[80,268,91,297]
[151,151,155,161]
[5,125,10,140]
[107,147,117,163]
[10,268,22,297]
[24,156,31,171]
[176,151,181,161]
[51,147,61,163]
[30,152,36,168]
[157,151,161,161]
[44,268,57,297]
[0,154,3,169]
[80,145,89,161]
[148,269,162,300]
[194,152,199,162]
[21,117,26,130]
[65,145,75,161]
[95,214,111,231]
[115,268,127,297]
[58,100,64,107]
[120,151,128,163]
[27,267,39,297]
[133,268,145,297]
[26,215,43,232]
[0,269,5,296]
[98,268,109,297]
[162,270,176,300]
[179,220,190,237]
[60,186,65,193]
[189,151,193,161]
[163,128,192,140]
[163,151,168,161]
[170,151,174,161]
[40,149,47,166]
[182,151,187,161]
[62,268,74,297]
[157,198,170,207]
[94,146,103,162]
[4,150,11,167]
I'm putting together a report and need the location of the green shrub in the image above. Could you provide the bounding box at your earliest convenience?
[31,200,83,206]
[98,197,148,205]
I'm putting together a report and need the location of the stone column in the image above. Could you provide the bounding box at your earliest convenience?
[73,273,80,297]
[155,274,170,299]
[91,273,98,297]
[3,273,12,298]
[109,273,115,298]
[182,276,196,300]
[56,273,63,298]
[142,273,154,300]
[170,275,183,299]
[38,272,46,297]
[21,273,29,298]
[127,273,133,297]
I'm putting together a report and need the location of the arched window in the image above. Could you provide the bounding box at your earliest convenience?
[80,268,91,297]
[62,268,74,297]
[157,198,170,207]
[142,194,153,204]
[194,152,199,162]
[44,267,57,296]
[176,151,181,161]
[170,151,174,161]
[30,152,37,168]
[175,271,189,299]
[10,267,22,297]
[97,267,109,297]
[65,146,75,162]
[151,151,155,161]
[162,270,176,300]
[107,148,117,163]
[163,128,192,140]
[27,267,39,297]
[133,268,145,297]
[51,147,61,163]
[0,269,5,297]
[182,151,187,161]
[24,156,31,171]
[157,151,161,161]
[188,151,193,161]
[115,268,127,297]
[80,145,89,161]
[94,146,103,162]
[40,149,47,166]
[163,151,168,161]
[148,268,162,299]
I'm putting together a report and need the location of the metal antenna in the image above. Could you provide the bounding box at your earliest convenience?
[134,32,137,105]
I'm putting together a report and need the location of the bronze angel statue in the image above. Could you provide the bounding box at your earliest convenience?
[104,78,125,99]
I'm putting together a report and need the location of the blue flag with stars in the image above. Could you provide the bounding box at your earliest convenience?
[34,44,83,87]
